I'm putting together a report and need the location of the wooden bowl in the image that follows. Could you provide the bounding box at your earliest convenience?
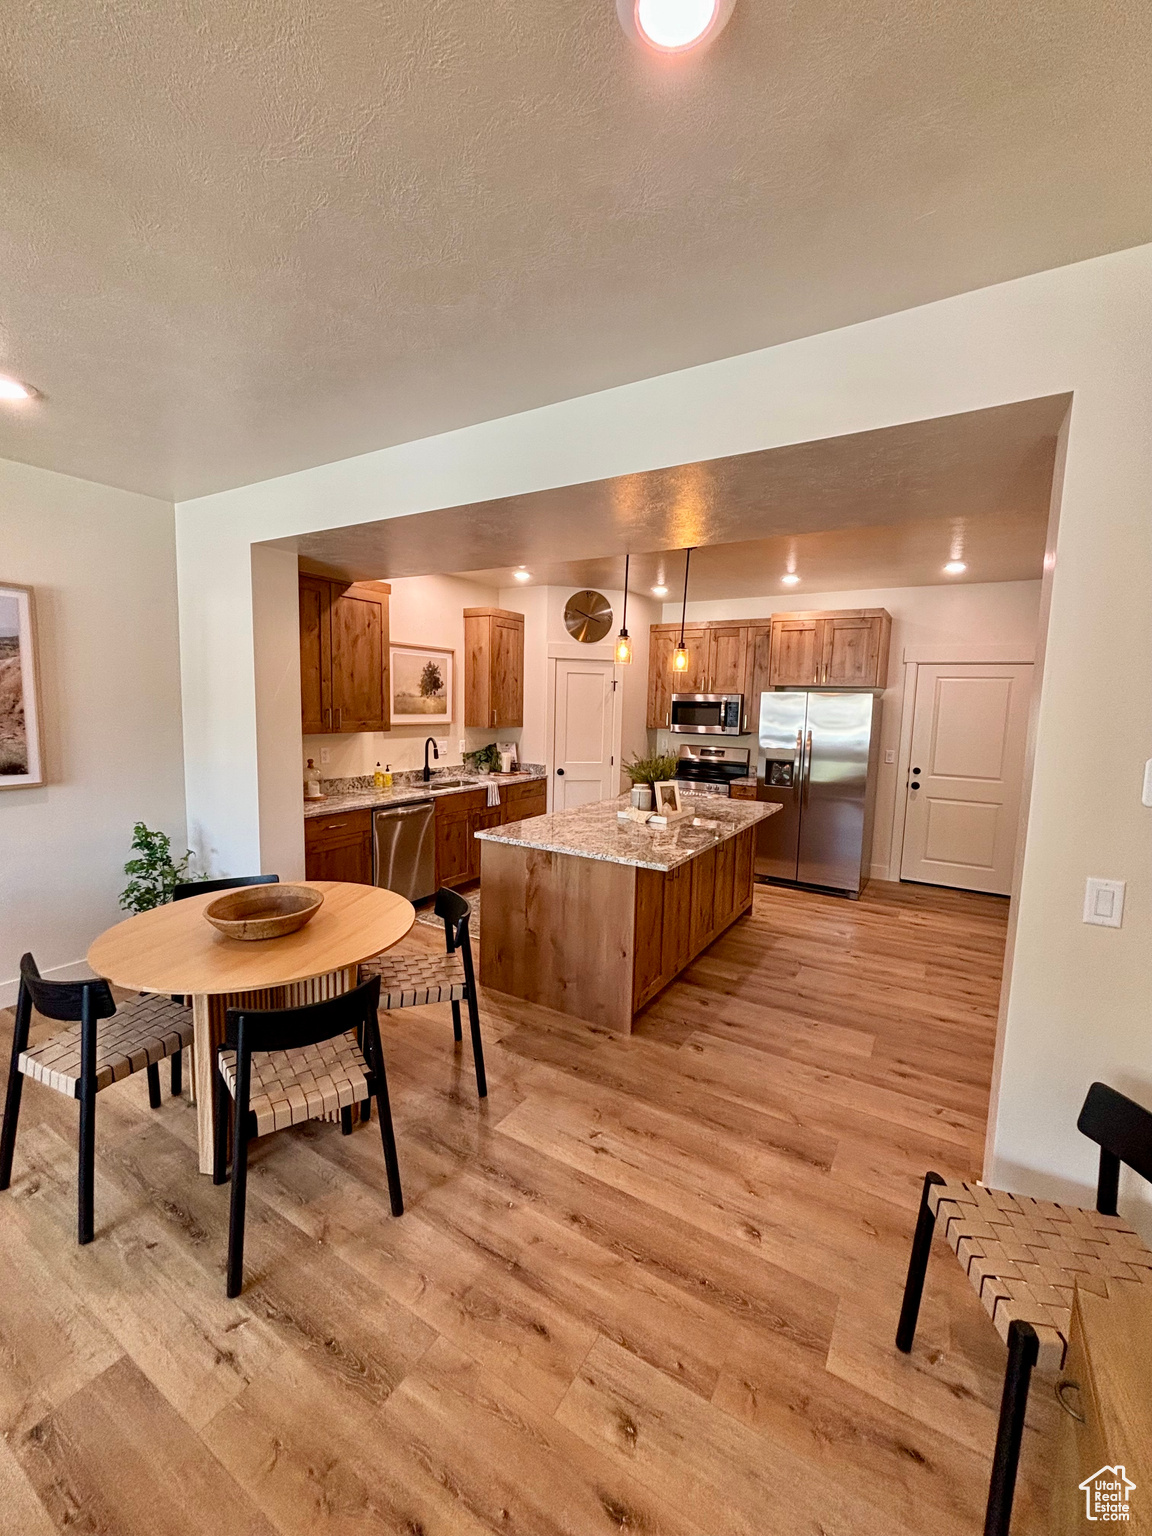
[204,884,325,941]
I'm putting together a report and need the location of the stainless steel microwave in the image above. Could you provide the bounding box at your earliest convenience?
[669,693,744,735]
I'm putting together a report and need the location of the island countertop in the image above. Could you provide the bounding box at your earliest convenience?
[474,791,777,872]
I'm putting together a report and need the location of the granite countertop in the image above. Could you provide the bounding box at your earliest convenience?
[303,767,546,819]
[474,792,777,873]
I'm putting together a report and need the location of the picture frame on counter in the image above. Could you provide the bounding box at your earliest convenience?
[652,780,682,816]
[389,643,453,726]
[0,581,44,790]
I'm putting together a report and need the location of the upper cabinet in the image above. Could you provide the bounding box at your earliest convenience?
[768,609,891,689]
[646,607,892,729]
[299,574,390,734]
[464,607,524,729]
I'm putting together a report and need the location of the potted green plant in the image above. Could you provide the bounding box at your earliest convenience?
[120,822,193,913]
[623,751,678,810]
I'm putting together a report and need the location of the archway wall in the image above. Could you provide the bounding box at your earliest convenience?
[176,243,1152,1222]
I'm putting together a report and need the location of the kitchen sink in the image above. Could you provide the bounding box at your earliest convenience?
[429,777,479,790]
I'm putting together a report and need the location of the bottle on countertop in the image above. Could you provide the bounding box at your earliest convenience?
[374,761,386,790]
[383,763,393,787]
[304,758,324,801]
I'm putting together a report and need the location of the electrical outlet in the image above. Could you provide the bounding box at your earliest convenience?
[459,740,467,754]
[1083,877,1125,929]
[319,747,331,765]
[884,749,896,764]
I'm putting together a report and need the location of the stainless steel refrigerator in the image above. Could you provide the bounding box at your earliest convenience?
[755,690,883,896]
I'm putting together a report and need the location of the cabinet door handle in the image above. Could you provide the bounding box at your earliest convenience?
[325,708,332,729]
[334,707,342,730]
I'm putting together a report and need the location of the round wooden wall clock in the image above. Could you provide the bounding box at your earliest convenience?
[563,590,613,643]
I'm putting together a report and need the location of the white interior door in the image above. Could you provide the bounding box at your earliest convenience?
[552,658,617,811]
[900,662,1032,894]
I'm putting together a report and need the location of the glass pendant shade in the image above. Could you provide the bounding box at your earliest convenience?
[672,644,690,672]
[615,630,634,665]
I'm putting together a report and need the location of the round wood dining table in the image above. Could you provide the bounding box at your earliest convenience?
[88,882,414,1174]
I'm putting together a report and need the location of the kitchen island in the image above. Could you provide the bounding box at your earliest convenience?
[476,793,776,1032]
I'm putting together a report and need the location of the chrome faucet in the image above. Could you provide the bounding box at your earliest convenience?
[423,737,439,782]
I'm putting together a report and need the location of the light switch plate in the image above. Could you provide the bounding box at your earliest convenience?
[884,749,896,764]
[319,747,331,765]
[1143,759,1152,807]
[1083,877,1125,928]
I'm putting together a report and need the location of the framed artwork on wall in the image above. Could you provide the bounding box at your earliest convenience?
[389,644,453,726]
[0,582,44,789]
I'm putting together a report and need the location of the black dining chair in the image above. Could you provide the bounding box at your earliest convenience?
[896,1082,1152,1536]
[212,975,403,1297]
[173,874,279,902]
[0,953,192,1244]
[358,887,486,1099]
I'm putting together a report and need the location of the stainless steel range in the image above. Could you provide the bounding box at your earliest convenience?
[672,743,751,797]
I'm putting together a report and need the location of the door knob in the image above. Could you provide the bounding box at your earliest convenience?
[556,768,565,776]
[912,767,921,774]
[911,780,921,790]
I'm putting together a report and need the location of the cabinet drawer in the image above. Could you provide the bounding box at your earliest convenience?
[729,783,758,801]
[435,789,487,822]
[504,780,547,820]
[305,808,372,846]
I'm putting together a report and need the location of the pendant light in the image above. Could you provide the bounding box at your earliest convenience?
[672,547,693,673]
[615,554,634,664]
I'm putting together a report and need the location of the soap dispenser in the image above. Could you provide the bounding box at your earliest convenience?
[373,761,386,790]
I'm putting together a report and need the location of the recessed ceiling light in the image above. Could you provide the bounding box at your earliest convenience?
[0,375,37,402]
[652,584,669,597]
[513,568,532,582]
[618,0,736,54]
[781,573,801,586]
[943,560,967,575]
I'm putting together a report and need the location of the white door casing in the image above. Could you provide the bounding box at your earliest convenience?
[900,662,1033,894]
[552,658,618,811]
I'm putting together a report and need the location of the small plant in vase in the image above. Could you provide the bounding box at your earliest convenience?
[623,751,678,810]
[120,822,194,913]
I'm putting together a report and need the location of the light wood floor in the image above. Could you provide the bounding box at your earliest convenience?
[0,880,1056,1535]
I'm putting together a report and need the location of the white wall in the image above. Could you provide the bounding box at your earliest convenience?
[0,457,186,1003]
[659,580,1042,878]
[176,243,1152,1231]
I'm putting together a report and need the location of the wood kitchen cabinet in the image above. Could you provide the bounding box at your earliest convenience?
[704,624,748,695]
[645,623,709,728]
[435,777,548,888]
[304,808,373,883]
[767,609,891,689]
[464,608,524,729]
[299,574,390,734]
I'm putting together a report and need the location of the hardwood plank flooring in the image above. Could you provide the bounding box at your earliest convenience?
[0,879,1058,1533]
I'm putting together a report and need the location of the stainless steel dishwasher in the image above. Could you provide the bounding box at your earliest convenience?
[373,800,436,902]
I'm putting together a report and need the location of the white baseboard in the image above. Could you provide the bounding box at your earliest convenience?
[0,958,97,1010]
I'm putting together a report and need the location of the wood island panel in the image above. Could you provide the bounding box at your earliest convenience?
[481,827,757,1032]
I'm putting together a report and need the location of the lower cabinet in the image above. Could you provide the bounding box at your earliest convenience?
[632,827,756,1012]
[304,809,373,884]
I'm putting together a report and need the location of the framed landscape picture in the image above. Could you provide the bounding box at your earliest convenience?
[390,644,453,726]
[0,582,44,789]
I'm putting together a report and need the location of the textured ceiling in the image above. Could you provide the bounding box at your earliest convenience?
[0,1,1146,499]
[284,397,1065,585]
[458,510,1048,601]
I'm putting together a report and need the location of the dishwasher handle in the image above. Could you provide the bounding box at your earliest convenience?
[376,801,434,816]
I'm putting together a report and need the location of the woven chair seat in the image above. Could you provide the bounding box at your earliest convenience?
[18,994,191,1100]
[358,950,467,1010]
[219,1029,370,1136]
[929,1180,1152,1370]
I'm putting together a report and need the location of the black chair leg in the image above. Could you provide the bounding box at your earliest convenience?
[360,1098,371,1123]
[896,1170,945,1352]
[170,1049,182,1097]
[0,996,29,1191]
[226,1124,250,1298]
[372,1063,404,1218]
[146,1061,162,1109]
[464,989,487,1100]
[450,999,463,1044]
[212,1065,230,1186]
[983,1321,1039,1536]
[78,1086,96,1245]
[340,1104,354,1136]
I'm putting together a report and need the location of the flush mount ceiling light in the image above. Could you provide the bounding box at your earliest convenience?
[943,560,968,575]
[617,0,736,54]
[781,572,801,586]
[512,567,532,582]
[652,583,669,597]
[0,374,37,402]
